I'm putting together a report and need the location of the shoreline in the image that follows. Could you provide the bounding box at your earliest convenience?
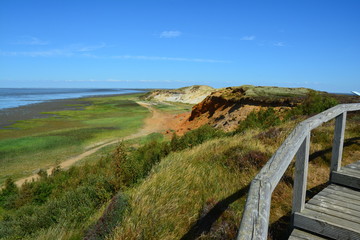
[0,92,146,129]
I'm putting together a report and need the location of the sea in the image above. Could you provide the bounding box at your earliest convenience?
[0,88,145,110]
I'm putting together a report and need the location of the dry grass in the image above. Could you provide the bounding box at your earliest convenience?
[107,112,360,240]
[109,133,273,240]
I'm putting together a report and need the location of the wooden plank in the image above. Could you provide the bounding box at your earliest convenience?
[306,202,360,224]
[340,167,360,177]
[330,112,347,173]
[331,171,360,190]
[311,195,360,212]
[292,134,311,213]
[322,187,360,202]
[317,191,360,207]
[293,209,360,239]
[350,160,360,167]
[345,162,360,170]
[289,229,328,240]
[327,184,360,197]
[308,198,360,218]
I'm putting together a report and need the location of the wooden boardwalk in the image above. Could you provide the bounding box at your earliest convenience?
[236,103,360,240]
[291,172,360,239]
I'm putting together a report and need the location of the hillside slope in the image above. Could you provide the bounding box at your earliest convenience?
[141,85,215,104]
[174,85,310,133]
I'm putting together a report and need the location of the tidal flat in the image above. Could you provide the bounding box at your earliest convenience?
[0,93,150,186]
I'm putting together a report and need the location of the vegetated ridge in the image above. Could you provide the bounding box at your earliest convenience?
[141,85,215,104]
[176,85,352,133]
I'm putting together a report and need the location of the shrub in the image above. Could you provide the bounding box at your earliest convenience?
[0,178,114,239]
[289,91,339,116]
[0,178,18,209]
[236,108,281,133]
[218,147,269,172]
[170,125,225,152]
[84,193,128,240]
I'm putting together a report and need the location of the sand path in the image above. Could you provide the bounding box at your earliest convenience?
[13,102,181,187]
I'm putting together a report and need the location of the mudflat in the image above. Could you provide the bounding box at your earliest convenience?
[0,98,91,129]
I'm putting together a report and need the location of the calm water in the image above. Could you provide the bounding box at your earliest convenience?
[0,88,144,110]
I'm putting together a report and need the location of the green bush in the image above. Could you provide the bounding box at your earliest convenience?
[289,91,339,116]
[108,125,225,189]
[236,108,281,133]
[0,178,18,209]
[84,193,128,240]
[0,177,114,239]
[170,125,225,151]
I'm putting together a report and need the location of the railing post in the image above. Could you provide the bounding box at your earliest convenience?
[292,133,310,215]
[330,112,347,174]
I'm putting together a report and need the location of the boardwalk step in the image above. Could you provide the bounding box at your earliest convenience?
[293,184,360,239]
[289,229,328,240]
[331,161,360,189]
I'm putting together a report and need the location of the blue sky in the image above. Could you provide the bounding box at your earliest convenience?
[1,0,360,93]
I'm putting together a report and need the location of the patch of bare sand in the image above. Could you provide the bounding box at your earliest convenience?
[13,102,190,187]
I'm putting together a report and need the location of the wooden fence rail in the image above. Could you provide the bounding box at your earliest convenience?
[236,103,360,240]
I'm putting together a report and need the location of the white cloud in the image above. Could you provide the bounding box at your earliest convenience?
[112,55,228,63]
[160,31,182,38]
[0,43,107,57]
[1,43,229,63]
[274,41,285,47]
[73,43,106,52]
[240,35,256,41]
[0,49,72,57]
[14,36,49,45]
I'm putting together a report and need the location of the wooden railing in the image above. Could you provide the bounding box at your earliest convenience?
[236,103,360,240]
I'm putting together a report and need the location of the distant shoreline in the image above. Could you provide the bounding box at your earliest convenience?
[0,92,147,129]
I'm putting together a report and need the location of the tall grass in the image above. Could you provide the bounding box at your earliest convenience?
[110,132,274,239]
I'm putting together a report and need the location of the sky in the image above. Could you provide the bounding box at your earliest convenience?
[0,0,360,93]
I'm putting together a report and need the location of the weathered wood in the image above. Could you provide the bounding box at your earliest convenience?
[305,103,360,130]
[317,191,360,207]
[293,210,360,239]
[339,166,360,176]
[327,183,360,197]
[255,103,360,190]
[289,228,328,240]
[306,203,360,224]
[308,199,360,218]
[236,179,271,240]
[322,188,360,202]
[311,195,360,212]
[331,170,360,190]
[345,160,360,169]
[236,104,360,240]
[330,112,347,173]
[292,134,311,213]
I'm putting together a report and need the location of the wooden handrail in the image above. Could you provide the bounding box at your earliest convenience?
[237,103,360,240]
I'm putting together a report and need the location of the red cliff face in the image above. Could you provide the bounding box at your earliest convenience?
[189,95,230,121]
[183,86,306,132]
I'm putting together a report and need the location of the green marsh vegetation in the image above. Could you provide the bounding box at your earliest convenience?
[0,93,150,185]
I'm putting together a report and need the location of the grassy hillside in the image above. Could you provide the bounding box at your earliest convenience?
[108,113,359,240]
[0,89,358,239]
